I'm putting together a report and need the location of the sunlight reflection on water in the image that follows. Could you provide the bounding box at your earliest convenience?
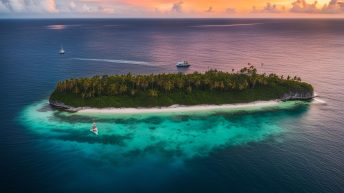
[46,25,66,30]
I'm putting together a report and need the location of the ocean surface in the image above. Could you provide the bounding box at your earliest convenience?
[1,19,344,193]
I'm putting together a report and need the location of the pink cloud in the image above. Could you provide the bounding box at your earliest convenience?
[290,0,319,13]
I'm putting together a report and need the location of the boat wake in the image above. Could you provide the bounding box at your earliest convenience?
[193,23,264,28]
[72,58,151,66]
[313,98,327,104]
[312,92,327,104]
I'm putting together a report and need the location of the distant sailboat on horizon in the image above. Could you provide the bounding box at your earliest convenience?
[59,45,65,55]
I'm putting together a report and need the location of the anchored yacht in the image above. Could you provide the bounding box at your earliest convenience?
[176,61,191,68]
[59,45,65,55]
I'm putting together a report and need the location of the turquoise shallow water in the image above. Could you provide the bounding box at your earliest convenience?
[19,100,311,164]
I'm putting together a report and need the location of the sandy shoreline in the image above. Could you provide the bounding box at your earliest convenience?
[76,100,281,114]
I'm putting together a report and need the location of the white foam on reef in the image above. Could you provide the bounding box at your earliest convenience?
[72,58,151,65]
[77,100,280,115]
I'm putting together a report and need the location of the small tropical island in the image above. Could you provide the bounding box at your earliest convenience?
[49,66,314,111]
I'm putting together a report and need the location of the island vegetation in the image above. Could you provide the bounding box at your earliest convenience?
[49,65,314,109]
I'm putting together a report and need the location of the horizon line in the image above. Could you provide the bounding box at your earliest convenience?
[1,17,344,20]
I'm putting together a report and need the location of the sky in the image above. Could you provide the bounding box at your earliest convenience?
[0,0,344,18]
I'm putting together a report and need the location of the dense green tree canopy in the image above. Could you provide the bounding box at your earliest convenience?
[50,66,313,108]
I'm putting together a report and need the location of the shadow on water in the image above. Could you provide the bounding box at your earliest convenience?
[176,67,191,74]
[49,128,132,146]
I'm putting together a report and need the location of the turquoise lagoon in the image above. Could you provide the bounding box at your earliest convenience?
[19,100,311,165]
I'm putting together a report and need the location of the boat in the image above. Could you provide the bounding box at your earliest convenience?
[176,61,191,68]
[59,45,65,55]
[90,122,98,135]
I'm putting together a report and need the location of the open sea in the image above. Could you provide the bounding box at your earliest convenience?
[1,19,344,193]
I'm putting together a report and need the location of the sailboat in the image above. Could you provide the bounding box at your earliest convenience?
[59,45,65,55]
[90,122,98,135]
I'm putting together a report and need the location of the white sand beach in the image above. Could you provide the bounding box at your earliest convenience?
[77,100,281,114]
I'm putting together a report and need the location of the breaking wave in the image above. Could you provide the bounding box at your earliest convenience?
[72,58,151,65]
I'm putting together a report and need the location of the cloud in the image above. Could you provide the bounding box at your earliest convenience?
[67,1,102,13]
[0,1,10,12]
[290,0,319,13]
[289,0,344,14]
[41,0,58,13]
[6,0,26,12]
[101,7,115,14]
[0,0,58,13]
[69,1,76,10]
[0,0,119,14]
[1,0,344,17]
[251,2,285,13]
[249,0,344,14]
[225,7,236,14]
[263,2,285,13]
[171,1,183,13]
[322,0,344,13]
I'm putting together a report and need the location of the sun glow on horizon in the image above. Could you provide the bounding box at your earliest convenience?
[0,0,344,18]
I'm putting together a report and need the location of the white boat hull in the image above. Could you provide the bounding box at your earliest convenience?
[90,129,98,135]
[176,61,191,68]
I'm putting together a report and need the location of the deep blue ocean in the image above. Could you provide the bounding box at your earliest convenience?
[1,19,344,193]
